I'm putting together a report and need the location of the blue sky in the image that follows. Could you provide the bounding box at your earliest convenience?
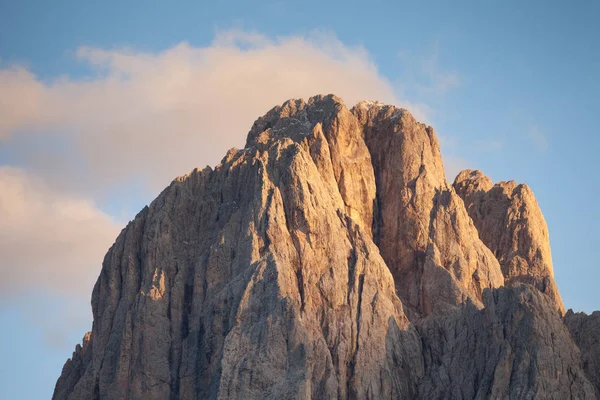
[1,1,599,398]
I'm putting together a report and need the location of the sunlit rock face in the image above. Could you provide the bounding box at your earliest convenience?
[54,95,597,400]
[453,169,565,314]
[353,102,504,318]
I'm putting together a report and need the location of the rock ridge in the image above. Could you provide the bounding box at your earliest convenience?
[453,169,565,314]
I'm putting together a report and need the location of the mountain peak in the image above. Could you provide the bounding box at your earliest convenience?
[53,95,596,399]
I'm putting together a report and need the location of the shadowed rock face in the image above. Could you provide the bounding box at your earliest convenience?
[453,169,565,314]
[564,310,600,397]
[418,286,594,399]
[54,95,597,399]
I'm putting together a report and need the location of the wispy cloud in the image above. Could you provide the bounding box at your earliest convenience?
[436,134,502,182]
[0,30,431,342]
[474,138,504,152]
[528,125,548,152]
[443,154,472,183]
[0,166,121,341]
[0,166,121,297]
[396,40,460,103]
[0,30,428,196]
[416,41,460,97]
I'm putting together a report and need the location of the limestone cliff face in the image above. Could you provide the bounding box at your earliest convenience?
[564,310,600,397]
[55,96,423,400]
[418,286,594,399]
[54,95,596,399]
[453,169,565,314]
[353,103,504,317]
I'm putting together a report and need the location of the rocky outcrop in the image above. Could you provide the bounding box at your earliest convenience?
[54,96,424,399]
[353,103,504,317]
[453,169,565,314]
[418,285,594,399]
[54,333,92,400]
[54,95,597,399]
[564,310,600,396]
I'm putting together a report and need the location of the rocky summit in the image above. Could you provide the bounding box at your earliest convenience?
[53,95,599,399]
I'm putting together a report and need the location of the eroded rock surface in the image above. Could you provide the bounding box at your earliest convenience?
[353,103,504,317]
[564,310,600,396]
[453,169,565,314]
[418,285,594,399]
[55,96,423,400]
[54,95,597,400]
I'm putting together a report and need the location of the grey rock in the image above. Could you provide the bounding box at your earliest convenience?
[54,95,597,400]
[54,95,423,400]
[564,310,600,397]
[418,285,595,399]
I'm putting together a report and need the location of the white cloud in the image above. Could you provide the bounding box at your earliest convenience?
[0,165,121,350]
[0,67,45,138]
[0,166,122,298]
[0,30,428,195]
[0,30,442,344]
